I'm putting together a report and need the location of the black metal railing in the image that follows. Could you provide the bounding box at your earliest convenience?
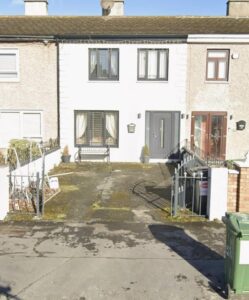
[182,140,225,167]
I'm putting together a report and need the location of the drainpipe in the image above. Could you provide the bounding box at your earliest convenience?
[56,39,60,147]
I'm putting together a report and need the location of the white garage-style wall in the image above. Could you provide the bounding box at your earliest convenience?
[59,42,188,162]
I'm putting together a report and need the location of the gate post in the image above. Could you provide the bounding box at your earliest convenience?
[207,167,228,221]
[174,172,179,216]
[0,166,9,220]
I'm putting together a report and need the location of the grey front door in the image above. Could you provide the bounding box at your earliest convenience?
[147,111,180,159]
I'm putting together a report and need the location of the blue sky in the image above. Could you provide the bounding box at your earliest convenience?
[1,0,227,16]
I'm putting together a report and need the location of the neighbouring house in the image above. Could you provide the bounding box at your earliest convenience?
[187,0,249,161]
[0,0,58,148]
[1,0,249,163]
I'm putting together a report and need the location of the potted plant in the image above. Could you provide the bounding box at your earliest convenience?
[142,145,150,164]
[61,145,71,163]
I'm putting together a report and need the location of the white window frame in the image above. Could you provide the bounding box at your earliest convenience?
[206,49,230,82]
[0,110,43,140]
[0,49,20,82]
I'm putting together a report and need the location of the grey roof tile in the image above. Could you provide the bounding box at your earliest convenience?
[0,16,249,37]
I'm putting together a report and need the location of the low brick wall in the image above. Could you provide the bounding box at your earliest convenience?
[227,164,249,213]
[238,167,249,212]
[227,170,239,212]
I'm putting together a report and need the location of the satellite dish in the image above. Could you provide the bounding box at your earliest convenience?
[101,0,114,10]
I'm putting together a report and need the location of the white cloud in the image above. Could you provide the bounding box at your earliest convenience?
[11,0,24,6]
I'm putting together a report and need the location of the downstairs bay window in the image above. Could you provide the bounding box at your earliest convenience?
[75,111,119,147]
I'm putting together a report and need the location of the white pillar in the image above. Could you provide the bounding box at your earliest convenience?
[0,166,9,220]
[207,167,228,221]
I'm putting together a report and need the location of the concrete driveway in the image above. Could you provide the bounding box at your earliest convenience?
[1,163,247,299]
[44,163,173,222]
[0,220,229,300]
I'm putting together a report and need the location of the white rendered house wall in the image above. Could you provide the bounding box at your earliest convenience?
[59,43,188,162]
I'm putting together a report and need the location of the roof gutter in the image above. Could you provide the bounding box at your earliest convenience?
[56,34,188,41]
[0,34,188,43]
[188,34,249,44]
[0,35,55,42]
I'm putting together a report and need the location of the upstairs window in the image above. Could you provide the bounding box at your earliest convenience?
[206,50,230,81]
[138,49,169,81]
[75,111,119,147]
[0,49,19,81]
[89,49,119,81]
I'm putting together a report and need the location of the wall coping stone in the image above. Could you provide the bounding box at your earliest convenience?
[228,169,240,175]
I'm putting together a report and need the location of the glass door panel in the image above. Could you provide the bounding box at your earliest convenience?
[191,112,227,160]
[210,115,223,158]
[192,115,208,159]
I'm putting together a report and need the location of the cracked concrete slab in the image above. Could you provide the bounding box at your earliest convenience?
[1,163,247,300]
[0,220,246,300]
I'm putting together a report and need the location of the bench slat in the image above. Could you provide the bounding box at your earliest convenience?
[75,146,110,163]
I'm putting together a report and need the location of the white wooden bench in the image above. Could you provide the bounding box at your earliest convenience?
[75,146,110,163]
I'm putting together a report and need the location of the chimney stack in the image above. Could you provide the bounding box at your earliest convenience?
[227,0,249,17]
[24,0,48,16]
[101,0,124,16]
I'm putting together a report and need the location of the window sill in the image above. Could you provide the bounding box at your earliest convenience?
[136,80,169,83]
[0,78,20,83]
[88,80,120,83]
[205,80,229,84]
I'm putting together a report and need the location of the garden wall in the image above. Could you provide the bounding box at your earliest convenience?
[0,166,9,220]
[227,163,249,213]
[11,148,61,177]
[0,148,61,220]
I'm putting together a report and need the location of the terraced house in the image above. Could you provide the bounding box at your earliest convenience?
[0,0,58,147]
[1,0,249,163]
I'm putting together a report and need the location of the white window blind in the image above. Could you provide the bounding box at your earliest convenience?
[207,61,216,79]
[208,51,227,58]
[159,50,167,79]
[23,113,41,138]
[138,51,146,78]
[138,49,168,81]
[218,61,227,79]
[0,112,21,146]
[148,50,158,79]
[0,52,18,79]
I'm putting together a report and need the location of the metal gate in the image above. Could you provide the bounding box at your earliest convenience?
[9,173,43,216]
[171,153,209,217]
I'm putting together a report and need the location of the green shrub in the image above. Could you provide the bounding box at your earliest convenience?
[8,139,41,168]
